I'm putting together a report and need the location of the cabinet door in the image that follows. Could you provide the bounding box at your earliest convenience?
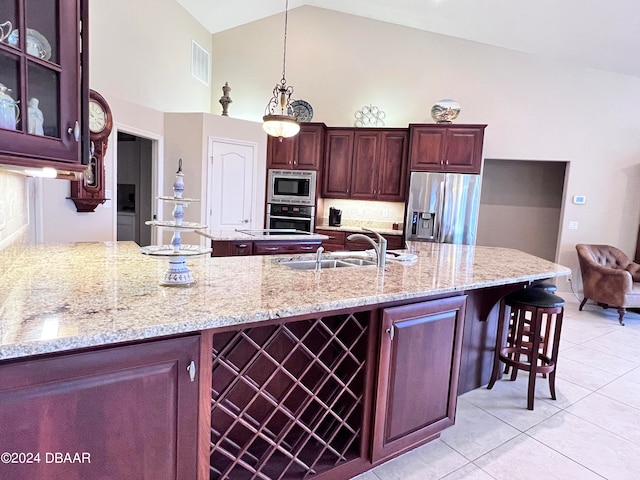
[266,123,325,170]
[377,131,408,201]
[0,336,200,480]
[444,128,484,173]
[0,0,87,170]
[294,123,324,169]
[409,127,446,171]
[372,296,466,462]
[350,131,380,199]
[409,125,486,174]
[267,135,296,168]
[322,129,354,198]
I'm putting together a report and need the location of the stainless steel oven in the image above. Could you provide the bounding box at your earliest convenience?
[267,169,317,206]
[267,204,315,232]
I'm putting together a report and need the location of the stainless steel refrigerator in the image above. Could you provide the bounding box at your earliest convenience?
[404,171,481,245]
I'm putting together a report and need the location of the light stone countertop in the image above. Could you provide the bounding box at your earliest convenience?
[0,241,570,361]
[197,230,329,241]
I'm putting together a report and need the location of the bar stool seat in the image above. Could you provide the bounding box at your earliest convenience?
[531,280,558,293]
[488,288,565,410]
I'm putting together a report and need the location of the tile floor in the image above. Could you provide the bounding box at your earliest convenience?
[352,296,640,480]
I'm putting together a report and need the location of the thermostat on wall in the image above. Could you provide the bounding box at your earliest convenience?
[573,195,586,205]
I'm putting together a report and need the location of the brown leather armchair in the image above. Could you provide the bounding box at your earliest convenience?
[575,244,640,325]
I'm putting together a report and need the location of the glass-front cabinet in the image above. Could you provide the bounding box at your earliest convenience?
[0,0,88,171]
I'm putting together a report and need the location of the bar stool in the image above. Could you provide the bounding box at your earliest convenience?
[502,279,558,376]
[488,288,565,410]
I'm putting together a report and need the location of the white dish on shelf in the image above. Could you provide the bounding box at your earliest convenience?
[157,195,200,203]
[140,244,212,257]
[145,220,207,231]
[288,99,314,122]
[7,28,52,60]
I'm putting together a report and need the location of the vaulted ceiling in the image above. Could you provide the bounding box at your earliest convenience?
[176,0,640,78]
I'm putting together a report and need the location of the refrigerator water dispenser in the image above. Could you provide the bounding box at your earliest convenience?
[411,211,435,240]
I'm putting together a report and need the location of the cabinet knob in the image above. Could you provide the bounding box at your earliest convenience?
[386,325,395,341]
[67,121,80,142]
[186,361,196,382]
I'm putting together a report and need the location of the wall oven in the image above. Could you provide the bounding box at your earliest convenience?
[267,204,315,232]
[267,169,317,206]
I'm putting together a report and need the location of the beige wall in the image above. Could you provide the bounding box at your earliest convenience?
[89,0,212,113]
[211,6,640,286]
[477,160,566,262]
[163,112,268,245]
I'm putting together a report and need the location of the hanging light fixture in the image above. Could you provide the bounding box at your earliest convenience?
[262,0,300,139]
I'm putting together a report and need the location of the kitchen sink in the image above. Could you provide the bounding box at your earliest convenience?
[281,257,377,270]
[340,258,377,266]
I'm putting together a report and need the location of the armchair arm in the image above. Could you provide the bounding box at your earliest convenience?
[581,262,633,306]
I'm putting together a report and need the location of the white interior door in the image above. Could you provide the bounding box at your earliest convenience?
[208,138,257,231]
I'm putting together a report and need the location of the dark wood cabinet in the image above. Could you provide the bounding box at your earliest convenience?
[324,128,408,201]
[315,228,347,251]
[253,240,320,255]
[266,123,325,170]
[322,129,354,198]
[409,124,486,174]
[377,130,408,201]
[211,239,321,256]
[315,228,403,251]
[372,296,466,462]
[351,131,380,199]
[0,336,200,480]
[0,0,88,172]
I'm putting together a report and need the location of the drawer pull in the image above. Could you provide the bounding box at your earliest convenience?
[386,325,395,341]
[300,246,313,250]
[237,244,248,248]
[187,361,196,382]
[265,247,279,251]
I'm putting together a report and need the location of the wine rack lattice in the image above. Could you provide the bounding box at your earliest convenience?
[209,312,369,480]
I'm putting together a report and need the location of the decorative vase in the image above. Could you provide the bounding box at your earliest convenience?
[430,99,461,123]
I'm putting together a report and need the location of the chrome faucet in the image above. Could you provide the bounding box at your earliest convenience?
[347,228,387,268]
[315,246,325,271]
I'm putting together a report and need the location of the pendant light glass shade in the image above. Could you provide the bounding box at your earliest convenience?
[263,0,300,139]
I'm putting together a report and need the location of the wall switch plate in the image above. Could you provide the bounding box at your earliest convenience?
[568,221,578,230]
[104,189,112,209]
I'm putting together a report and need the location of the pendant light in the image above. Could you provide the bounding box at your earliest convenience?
[262,0,300,139]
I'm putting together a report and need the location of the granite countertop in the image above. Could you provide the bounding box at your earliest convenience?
[0,241,570,361]
[198,230,329,241]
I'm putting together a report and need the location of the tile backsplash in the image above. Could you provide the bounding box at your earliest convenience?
[320,199,405,230]
[0,170,30,276]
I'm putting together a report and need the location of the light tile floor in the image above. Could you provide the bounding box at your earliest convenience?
[352,297,640,480]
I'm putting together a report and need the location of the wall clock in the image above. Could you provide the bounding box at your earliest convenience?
[69,89,112,212]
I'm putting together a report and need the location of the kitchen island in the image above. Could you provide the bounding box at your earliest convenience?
[0,242,569,480]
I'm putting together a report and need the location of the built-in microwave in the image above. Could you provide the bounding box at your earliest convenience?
[267,169,317,205]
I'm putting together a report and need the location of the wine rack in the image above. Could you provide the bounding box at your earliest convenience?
[209,312,370,479]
